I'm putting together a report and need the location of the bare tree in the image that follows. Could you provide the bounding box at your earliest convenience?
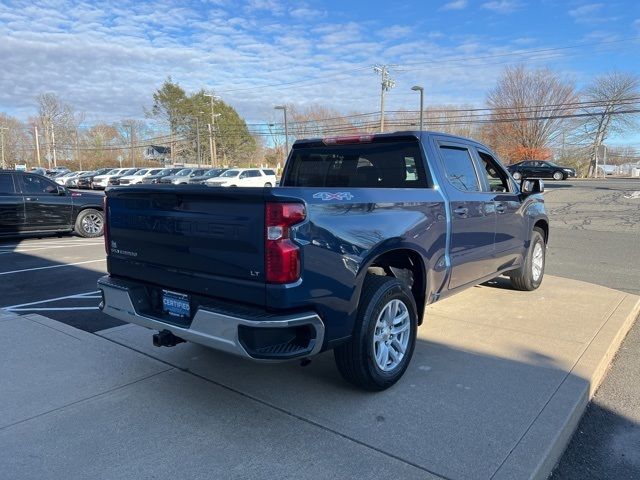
[576,72,640,177]
[36,93,77,167]
[0,112,30,167]
[486,65,577,163]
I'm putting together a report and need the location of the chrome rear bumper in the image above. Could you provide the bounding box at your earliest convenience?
[97,275,325,361]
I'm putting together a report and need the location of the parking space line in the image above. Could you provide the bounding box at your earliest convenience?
[8,307,99,312]
[0,243,103,254]
[3,290,100,310]
[0,259,105,276]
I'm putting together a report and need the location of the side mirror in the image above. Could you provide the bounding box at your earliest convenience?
[521,178,544,196]
[57,186,67,195]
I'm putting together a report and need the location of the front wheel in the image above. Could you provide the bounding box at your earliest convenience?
[509,228,545,291]
[334,274,418,391]
[552,171,564,180]
[512,171,522,180]
[264,182,272,187]
[75,208,104,238]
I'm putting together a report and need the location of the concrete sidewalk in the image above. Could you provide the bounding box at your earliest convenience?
[2,275,638,480]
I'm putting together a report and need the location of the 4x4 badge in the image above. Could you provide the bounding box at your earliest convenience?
[313,192,353,201]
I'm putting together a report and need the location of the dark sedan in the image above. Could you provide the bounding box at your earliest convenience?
[76,168,114,189]
[0,170,106,238]
[507,160,576,180]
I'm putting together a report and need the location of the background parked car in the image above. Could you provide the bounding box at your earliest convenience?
[508,160,576,180]
[64,171,92,188]
[93,168,133,189]
[141,167,183,184]
[108,168,140,186]
[54,171,82,185]
[204,168,276,187]
[76,168,114,189]
[118,168,164,185]
[158,168,208,184]
[187,168,227,184]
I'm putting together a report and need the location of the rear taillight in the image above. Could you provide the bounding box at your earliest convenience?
[265,202,306,284]
[103,196,110,255]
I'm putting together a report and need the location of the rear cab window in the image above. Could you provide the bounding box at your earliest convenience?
[0,173,16,194]
[282,136,431,188]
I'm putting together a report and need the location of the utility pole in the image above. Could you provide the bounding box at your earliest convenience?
[34,125,41,166]
[195,116,201,168]
[75,129,82,170]
[204,94,220,167]
[0,126,7,169]
[51,125,57,167]
[129,124,135,167]
[373,64,395,133]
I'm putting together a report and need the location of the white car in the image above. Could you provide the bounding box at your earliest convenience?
[205,168,277,187]
[117,168,163,185]
[92,168,133,189]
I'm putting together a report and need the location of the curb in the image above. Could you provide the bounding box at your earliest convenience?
[492,295,640,480]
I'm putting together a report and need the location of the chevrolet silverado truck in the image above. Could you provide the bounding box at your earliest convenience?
[98,132,548,390]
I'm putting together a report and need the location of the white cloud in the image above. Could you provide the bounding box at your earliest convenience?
[441,0,468,10]
[568,3,603,18]
[482,1,522,14]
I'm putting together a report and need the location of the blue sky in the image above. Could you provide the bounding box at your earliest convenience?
[0,0,639,132]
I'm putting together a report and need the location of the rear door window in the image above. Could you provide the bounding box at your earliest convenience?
[438,146,480,192]
[282,139,429,188]
[0,173,16,194]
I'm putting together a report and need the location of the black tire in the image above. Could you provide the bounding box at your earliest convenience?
[512,171,522,180]
[552,171,565,180]
[509,228,546,291]
[334,274,418,391]
[75,208,104,238]
[264,182,272,187]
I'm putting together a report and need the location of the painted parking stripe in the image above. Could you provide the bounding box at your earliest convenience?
[0,259,105,276]
[3,290,100,310]
[0,243,103,254]
[8,307,99,312]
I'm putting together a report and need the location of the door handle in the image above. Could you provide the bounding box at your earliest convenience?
[453,206,468,216]
[496,203,506,214]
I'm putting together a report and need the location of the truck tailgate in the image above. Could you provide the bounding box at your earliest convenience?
[106,187,266,305]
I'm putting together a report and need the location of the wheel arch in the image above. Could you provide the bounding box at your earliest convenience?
[533,218,549,244]
[363,248,427,325]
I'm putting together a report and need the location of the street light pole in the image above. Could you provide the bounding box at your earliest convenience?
[274,105,288,159]
[411,85,424,131]
[34,125,41,166]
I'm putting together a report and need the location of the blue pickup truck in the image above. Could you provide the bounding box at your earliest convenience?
[98,132,548,390]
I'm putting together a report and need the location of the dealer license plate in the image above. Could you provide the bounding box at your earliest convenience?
[162,290,191,318]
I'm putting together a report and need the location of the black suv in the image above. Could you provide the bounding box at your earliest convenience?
[507,160,576,180]
[0,170,105,238]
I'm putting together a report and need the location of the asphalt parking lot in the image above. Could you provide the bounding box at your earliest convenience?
[0,235,121,332]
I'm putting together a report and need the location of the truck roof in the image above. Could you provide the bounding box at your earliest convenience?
[292,130,487,149]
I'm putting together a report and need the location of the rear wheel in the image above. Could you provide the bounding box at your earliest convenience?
[334,274,418,391]
[264,182,272,187]
[75,209,104,238]
[509,228,545,291]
